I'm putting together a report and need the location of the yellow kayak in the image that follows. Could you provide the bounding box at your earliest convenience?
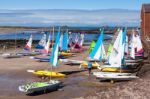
[80,62,99,69]
[101,68,131,73]
[59,52,75,57]
[32,70,65,78]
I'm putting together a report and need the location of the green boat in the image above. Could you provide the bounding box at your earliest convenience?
[18,80,61,93]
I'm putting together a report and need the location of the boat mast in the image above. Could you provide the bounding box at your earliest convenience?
[15,29,17,54]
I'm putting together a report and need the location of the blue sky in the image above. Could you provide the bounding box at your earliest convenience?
[0,0,149,10]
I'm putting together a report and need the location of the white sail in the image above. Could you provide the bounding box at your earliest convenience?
[79,33,84,46]
[108,29,123,67]
[59,34,63,50]
[135,35,143,53]
[102,43,107,60]
[125,35,128,54]
[42,35,50,54]
[130,33,135,59]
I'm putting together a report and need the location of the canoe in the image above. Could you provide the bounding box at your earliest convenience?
[19,80,61,93]
[27,70,65,78]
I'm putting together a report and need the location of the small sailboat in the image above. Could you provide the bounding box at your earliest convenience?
[27,28,65,78]
[87,29,106,62]
[19,29,63,93]
[59,30,75,57]
[70,33,87,53]
[18,35,40,56]
[79,29,106,68]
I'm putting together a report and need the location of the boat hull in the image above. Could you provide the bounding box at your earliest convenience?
[32,70,65,78]
[19,80,61,93]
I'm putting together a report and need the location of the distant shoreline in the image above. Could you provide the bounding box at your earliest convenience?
[0,26,139,34]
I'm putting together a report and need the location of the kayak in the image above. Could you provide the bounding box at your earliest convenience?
[80,61,99,69]
[19,80,61,93]
[59,52,75,57]
[27,70,65,78]
[101,68,131,73]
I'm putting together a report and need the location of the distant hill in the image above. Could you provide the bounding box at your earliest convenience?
[0,9,140,27]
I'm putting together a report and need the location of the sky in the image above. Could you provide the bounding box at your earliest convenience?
[0,0,149,10]
[0,0,149,27]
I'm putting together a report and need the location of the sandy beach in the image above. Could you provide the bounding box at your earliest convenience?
[0,46,149,99]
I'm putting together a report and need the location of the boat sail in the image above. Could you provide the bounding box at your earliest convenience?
[62,30,69,51]
[41,35,51,55]
[24,35,33,51]
[50,28,61,67]
[35,33,47,49]
[88,29,106,61]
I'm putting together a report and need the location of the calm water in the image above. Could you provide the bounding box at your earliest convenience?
[0,31,113,42]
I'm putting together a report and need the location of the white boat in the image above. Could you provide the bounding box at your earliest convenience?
[95,73,138,81]
[59,59,84,65]
[93,72,133,77]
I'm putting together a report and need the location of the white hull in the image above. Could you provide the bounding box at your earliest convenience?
[2,53,22,58]
[93,72,132,76]
[125,59,143,63]
[95,73,138,81]
[18,51,41,56]
[59,59,84,65]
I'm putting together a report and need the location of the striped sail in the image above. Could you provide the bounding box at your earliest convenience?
[62,30,68,51]
[24,35,32,51]
[89,30,105,60]
[50,28,61,67]
[42,35,50,54]
[36,33,46,49]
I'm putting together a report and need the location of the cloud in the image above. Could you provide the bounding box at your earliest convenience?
[0,9,140,27]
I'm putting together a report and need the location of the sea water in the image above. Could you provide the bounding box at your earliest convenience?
[0,31,113,42]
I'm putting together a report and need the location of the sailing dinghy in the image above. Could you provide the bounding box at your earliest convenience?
[18,35,40,56]
[19,29,63,93]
